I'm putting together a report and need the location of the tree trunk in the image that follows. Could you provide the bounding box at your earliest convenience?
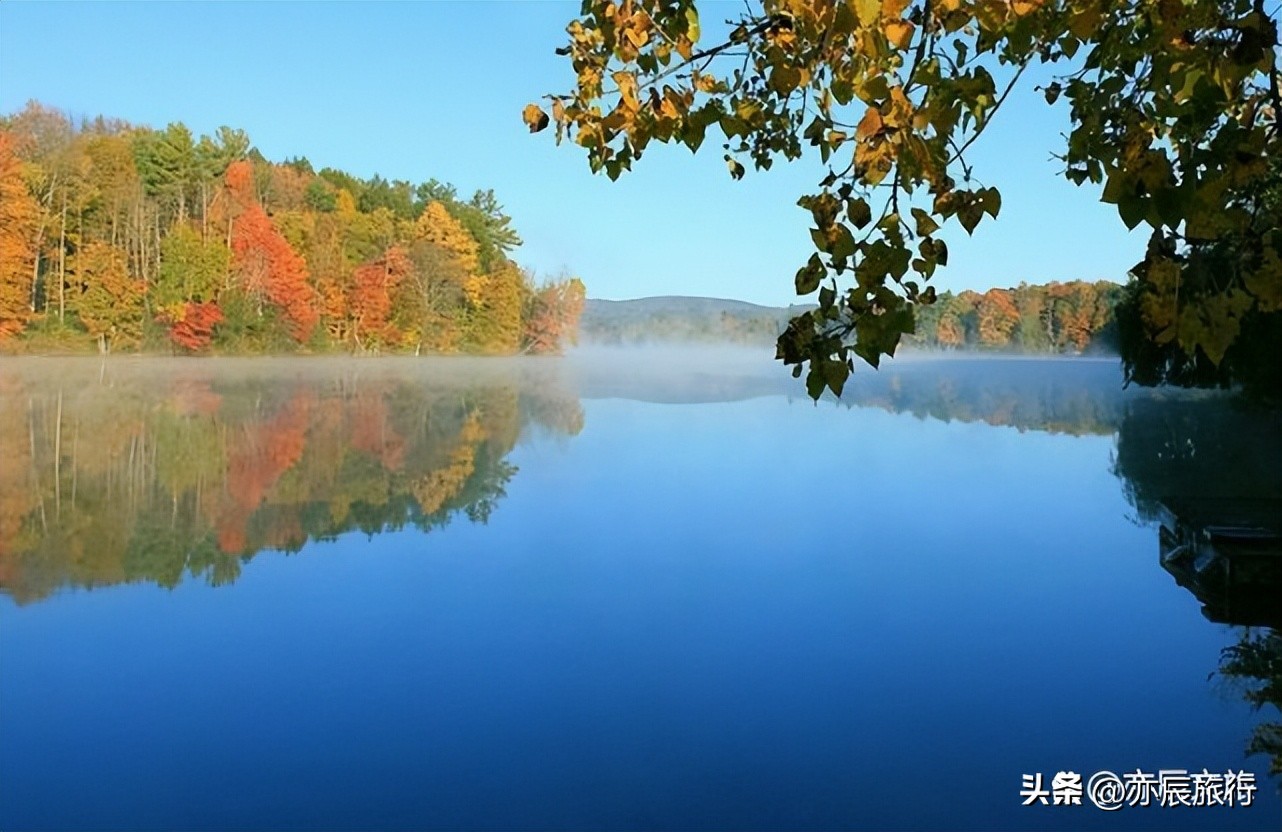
[29,176,57,312]
[153,212,161,286]
[58,189,67,323]
[29,243,42,312]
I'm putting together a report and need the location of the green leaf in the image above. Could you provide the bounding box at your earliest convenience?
[682,119,708,153]
[847,198,872,229]
[979,187,1001,218]
[957,202,983,235]
[1153,187,1186,229]
[770,66,803,95]
[1101,170,1130,205]
[1118,195,1146,230]
[795,254,825,294]
[824,358,849,396]
[806,366,826,399]
[829,223,857,260]
[911,207,939,236]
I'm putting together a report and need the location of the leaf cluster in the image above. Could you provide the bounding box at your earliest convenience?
[529,0,1281,397]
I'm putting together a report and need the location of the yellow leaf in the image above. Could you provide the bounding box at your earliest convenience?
[625,12,656,48]
[612,70,640,110]
[883,86,913,128]
[624,24,649,48]
[883,19,914,49]
[522,103,550,133]
[855,0,880,27]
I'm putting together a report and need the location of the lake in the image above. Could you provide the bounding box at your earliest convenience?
[1,353,1279,831]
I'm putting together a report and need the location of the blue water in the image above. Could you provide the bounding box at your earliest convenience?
[0,356,1277,830]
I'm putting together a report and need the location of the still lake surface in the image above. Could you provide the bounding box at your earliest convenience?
[1,353,1278,831]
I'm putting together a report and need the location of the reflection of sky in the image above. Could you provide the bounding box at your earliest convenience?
[2,395,1275,831]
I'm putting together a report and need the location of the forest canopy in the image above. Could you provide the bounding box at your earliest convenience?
[0,101,585,356]
[527,0,1282,398]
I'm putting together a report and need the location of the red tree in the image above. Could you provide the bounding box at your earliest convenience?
[225,160,318,343]
[166,301,223,352]
[350,246,411,349]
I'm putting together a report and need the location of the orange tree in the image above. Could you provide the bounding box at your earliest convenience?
[527,0,1281,397]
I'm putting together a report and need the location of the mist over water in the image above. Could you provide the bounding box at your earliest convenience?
[1,353,1277,831]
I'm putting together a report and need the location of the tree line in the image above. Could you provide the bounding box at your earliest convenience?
[0,101,585,355]
[578,281,1123,352]
[905,279,1123,352]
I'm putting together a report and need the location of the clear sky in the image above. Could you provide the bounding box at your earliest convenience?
[0,1,1144,306]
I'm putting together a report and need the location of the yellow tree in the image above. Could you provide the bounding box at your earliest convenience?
[413,201,483,301]
[468,261,527,353]
[305,212,353,343]
[82,133,139,249]
[397,241,467,352]
[68,241,144,352]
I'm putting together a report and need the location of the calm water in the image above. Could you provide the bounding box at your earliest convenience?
[1,354,1278,831]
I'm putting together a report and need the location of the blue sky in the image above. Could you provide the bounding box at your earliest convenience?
[0,1,1143,305]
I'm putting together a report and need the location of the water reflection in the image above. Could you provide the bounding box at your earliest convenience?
[573,353,1133,434]
[0,358,584,604]
[2,356,1282,825]
[0,356,1259,605]
[1114,394,1282,778]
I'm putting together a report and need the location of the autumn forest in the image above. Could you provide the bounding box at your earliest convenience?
[0,102,585,356]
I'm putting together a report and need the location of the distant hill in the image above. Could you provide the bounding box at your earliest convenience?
[581,281,1124,354]
[580,296,803,345]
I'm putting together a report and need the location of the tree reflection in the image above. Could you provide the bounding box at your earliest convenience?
[0,359,583,604]
[1114,394,1282,777]
[574,355,1144,434]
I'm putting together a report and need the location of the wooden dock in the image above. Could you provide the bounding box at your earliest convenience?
[1158,497,1282,628]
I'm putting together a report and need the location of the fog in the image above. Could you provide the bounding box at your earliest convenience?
[1,347,1139,404]
[1,348,1179,434]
